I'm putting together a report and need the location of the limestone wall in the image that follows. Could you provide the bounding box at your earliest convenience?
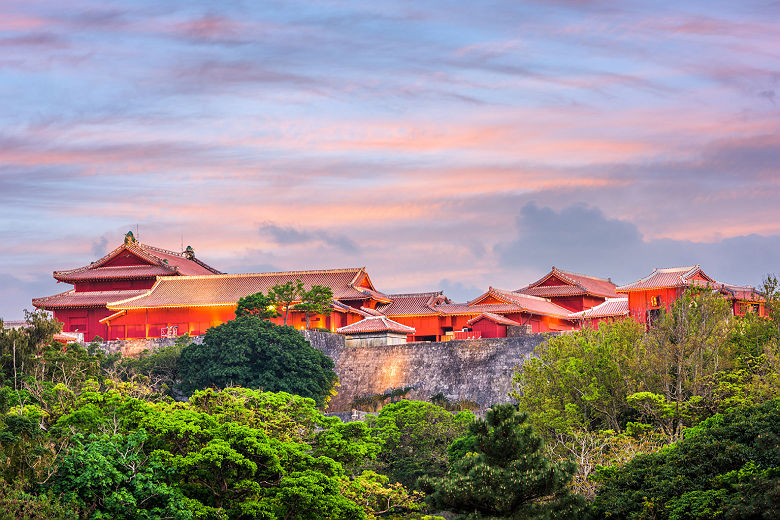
[97,336,204,357]
[319,335,550,412]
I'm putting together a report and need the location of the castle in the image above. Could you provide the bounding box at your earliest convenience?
[33,232,767,342]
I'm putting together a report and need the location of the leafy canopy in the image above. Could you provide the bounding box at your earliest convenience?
[178,316,337,406]
[365,400,473,490]
[235,291,282,320]
[420,404,585,520]
[590,399,780,520]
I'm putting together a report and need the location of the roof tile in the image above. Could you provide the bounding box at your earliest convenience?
[616,265,717,291]
[33,289,148,309]
[517,267,617,298]
[377,291,450,316]
[336,316,416,334]
[109,268,376,309]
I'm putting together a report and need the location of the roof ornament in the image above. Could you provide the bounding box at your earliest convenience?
[124,231,137,245]
[184,245,195,259]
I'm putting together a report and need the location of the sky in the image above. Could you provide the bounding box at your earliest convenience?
[1,0,779,319]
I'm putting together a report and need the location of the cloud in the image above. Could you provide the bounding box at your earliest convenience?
[496,202,780,287]
[91,236,109,257]
[438,278,483,303]
[0,273,62,321]
[258,222,359,253]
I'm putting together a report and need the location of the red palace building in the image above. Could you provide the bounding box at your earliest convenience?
[616,265,766,325]
[32,232,222,341]
[32,234,769,342]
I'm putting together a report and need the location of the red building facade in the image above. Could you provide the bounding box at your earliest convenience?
[617,265,766,325]
[33,233,221,341]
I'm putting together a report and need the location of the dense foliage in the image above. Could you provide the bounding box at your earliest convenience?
[421,404,585,519]
[365,400,473,489]
[235,292,281,320]
[590,399,780,519]
[178,316,338,405]
[512,286,780,498]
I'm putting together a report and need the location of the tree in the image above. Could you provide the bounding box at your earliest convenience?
[590,399,780,520]
[636,288,734,437]
[47,430,192,520]
[420,404,584,519]
[365,400,473,489]
[269,280,304,326]
[115,335,190,397]
[294,285,334,330]
[511,319,646,437]
[235,291,281,320]
[50,386,399,520]
[0,309,62,388]
[178,316,338,406]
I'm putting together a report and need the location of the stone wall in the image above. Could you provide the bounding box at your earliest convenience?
[91,330,551,412]
[302,329,345,350]
[97,336,204,357]
[319,335,551,412]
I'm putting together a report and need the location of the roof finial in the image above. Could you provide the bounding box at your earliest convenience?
[124,231,136,245]
[184,245,195,259]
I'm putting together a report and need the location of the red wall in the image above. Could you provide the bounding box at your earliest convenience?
[549,295,585,312]
[103,305,360,339]
[627,288,682,324]
[54,308,113,341]
[74,279,157,292]
[471,319,506,338]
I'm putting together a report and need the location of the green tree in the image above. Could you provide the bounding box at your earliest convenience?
[178,316,338,406]
[0,480,73,520]
[511,319,646,437]
[51,386,397,520]
[420,404,584,519]
[235,291,282,320]
[0,310,62,388]
[294,285,334,330]
[365,400,473,489]
[636,288,734,437]
[269,280,305,326]
[47,430,192,520]
[590,399,780,520]
[115,335,190,396]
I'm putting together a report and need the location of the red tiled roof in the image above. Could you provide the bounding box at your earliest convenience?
[569,298,629,319]
[355,287,393,303]
[58,265,175,281]
[466,287,575,318]
[359,306,385,316]
[33,289,148,309]
[435,302,527,316]
[616,265,717,292]
[466,312,522,326]
[331,300,374,317]
[719,284,763,302]
[517,267,617,298]
[336,316,416,334]
[53,241,221,282]
[108,268,378,309]
[377,291,451,316]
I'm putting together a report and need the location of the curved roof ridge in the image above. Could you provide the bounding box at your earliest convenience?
[553,266,613,282]
[490,286,552,302]
[143,267,366,281]
[387,291,443,298]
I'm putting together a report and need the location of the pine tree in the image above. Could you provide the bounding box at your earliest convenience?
[420,404,585,520]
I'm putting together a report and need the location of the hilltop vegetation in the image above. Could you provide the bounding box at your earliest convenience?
[0,280,779,518]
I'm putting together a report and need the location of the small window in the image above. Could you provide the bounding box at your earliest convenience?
[647,308,661,324]
[650,295,662,307]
